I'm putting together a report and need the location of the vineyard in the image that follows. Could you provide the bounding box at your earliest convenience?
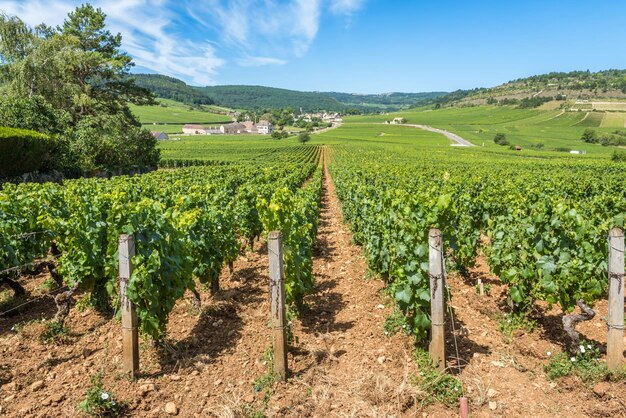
[0,123,625,417]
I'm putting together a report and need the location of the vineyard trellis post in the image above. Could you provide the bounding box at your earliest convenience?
[268,231,288,381]
[607,228,624,370]
[119,234,139,378]
[429,228,445,371]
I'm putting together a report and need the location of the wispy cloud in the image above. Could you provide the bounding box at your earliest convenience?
[329,0,366,15]
[238,56,288,67]
[0,0,225,85]
[0,0,367,85]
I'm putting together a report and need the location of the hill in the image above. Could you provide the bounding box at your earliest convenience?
[198,85,346,112]
[130,74,215,106]
[131,73,444,113]
[323,91,446,111]
[421,69,626,108]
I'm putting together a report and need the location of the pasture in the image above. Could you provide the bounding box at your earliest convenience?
[129,98,232,125]
[344,106,622,156]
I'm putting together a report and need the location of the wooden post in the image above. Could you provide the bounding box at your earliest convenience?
[607,228,624,370]
[478,278,484,296]
[429,228,445,371]
[268,231,288,381]
[119,234,139,378]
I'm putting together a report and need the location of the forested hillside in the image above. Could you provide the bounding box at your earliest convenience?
[324,91,446,111]
[199,85,346,112]
[130,74,214,105]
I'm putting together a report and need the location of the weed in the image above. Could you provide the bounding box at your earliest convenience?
[413,348,462,407]
[497,312,535,341]
[36,278,58,294]
[544,341,625,384]
[41,320,71,344]
[384,309,410,336]
[253,348,276,392]
[78,373,125,417]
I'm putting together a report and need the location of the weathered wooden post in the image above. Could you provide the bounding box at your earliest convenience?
[429,228,445,371]
[477,278,485,296]
[607,228,624,370]
[119,234,139,378]
[268,231,288,381]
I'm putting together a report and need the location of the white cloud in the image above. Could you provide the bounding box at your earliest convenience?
[0,0,367,83]
[330,0,366,15]
[238,56,288,67]
[0,0,225,85]
[188,0,365,61]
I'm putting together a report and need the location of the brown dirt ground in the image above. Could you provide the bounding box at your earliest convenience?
[0,157,624,417]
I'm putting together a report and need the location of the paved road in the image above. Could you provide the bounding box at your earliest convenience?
[396,124,475,147]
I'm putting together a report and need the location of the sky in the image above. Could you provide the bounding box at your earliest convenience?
[0,0,625,93]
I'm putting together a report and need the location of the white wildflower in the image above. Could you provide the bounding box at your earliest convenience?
[546,351,551,356]
[101,392,110,401]
[570,357,575,362]
[587,344,592,349]
[384,331,389,335]
[579,345,585,353]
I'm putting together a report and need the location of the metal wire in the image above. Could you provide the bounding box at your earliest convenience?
[0,285,68,317]
[0,254,60,276]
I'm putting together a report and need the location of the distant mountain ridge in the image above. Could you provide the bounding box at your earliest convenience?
[130,73,445,112]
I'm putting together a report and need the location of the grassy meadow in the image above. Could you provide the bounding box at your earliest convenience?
[344,106,625,156]
[130,98,233,127]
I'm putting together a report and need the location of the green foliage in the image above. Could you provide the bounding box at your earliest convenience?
[41,320,71,344]
[272,130,289,139]
[0,126,54,177]
[257,168,322,309]
[517,96,552,109]
[493,133,509,146]
[78,373,124,417]
[544,342,619,383]
[0,5,157,175]
[611,150,626,162]
[413,349,463,407]
[581,128,626,147]
[198,85,346,112]
[497,313,535,340]
[130,74,214,105]
[298,132,311,143]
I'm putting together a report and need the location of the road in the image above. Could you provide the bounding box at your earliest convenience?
[394,123,475,147]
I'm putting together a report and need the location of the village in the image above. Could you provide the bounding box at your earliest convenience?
[150,112,343,140]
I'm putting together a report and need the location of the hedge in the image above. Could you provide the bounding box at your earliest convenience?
[0,126,54,178]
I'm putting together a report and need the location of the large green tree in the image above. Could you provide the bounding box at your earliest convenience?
[0,4,158,175]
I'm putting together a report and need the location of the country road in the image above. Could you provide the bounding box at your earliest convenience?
[374,123,475,146]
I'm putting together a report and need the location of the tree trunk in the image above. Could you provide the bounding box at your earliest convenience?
[562,299,595,353]
[247,237,254,252]
[47,242,63,287]
[228,261,234,276]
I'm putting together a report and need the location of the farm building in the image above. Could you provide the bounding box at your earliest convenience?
[242,121,255,132]
[391,117,405,124]
[221,122,247,134]
[150,131,169,140]
[182,124,205,134]
[256,120,274,135]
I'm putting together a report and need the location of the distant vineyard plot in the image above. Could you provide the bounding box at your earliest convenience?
[130,98,232,125]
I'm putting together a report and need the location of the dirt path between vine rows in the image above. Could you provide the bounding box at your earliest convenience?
[263,151,421,416]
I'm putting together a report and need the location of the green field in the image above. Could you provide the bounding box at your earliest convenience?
[157,134,301,161]
[130,98,232,125]
[601,112,626,128]
[343,106,622,155]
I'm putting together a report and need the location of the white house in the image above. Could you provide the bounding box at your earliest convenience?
[391,117,405,125]
[257,120,274,135]
[182,124,205,134]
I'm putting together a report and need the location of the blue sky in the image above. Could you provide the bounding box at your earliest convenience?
[1,0,624,93]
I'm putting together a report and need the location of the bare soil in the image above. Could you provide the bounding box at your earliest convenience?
[0,159,624,417]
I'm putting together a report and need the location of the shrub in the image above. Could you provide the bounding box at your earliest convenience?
[612,150,626,162]
[298,132,311,143]
[493,133,509,146]
[581,128,597,143]
[0,126,55,177]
